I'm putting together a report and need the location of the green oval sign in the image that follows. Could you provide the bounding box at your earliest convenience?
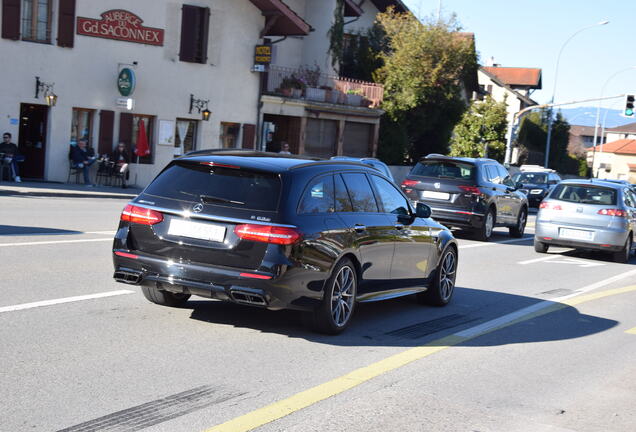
[117,68,136,97]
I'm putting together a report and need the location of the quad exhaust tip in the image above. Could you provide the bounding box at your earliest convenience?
[230,290,267,306]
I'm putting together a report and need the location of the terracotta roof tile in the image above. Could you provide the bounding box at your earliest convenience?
[482,67,542,88]
[592,139,636,155]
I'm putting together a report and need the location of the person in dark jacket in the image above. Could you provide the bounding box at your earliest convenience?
[71,139,97,186]
[1,132,25,182]
[111,142,130,188]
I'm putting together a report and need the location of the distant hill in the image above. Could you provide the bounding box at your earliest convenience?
[558,107,635,128]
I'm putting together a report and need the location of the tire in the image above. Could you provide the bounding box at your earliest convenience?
[534,238,549,253]
[417,246,457,306]
[474,208,495,241]
[141,285,191,307]
[612,237,632,264]
[308,259,357,335]
[509,207,527,238]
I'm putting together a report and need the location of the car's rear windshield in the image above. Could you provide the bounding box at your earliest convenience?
[411,160,475,180]
[144,161,281,211]
[550,184,617,205]
[512,173,547,184]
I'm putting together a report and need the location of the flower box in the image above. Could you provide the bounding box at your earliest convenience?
[306,87,326,102]
[346,94,362,106]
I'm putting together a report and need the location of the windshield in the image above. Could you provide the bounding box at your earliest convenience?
[144,161,281,211]
[411,160,475,180]
[512,173,547,184]
[549,184,617,205]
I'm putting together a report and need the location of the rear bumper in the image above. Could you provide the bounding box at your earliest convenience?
[112,250,324,311]
[535,221,628,251]
[428,207,484,229]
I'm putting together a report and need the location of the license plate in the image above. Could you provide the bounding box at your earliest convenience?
[422,191,450,200]
[559,228,593,241]
[167,219,226,242]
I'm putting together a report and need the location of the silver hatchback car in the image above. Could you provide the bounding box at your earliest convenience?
[534,179,636,263]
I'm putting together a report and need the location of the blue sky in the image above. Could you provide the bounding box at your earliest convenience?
[402,0,636,114]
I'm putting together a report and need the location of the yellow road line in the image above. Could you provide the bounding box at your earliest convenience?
[626,327,636,335]
[204,284,636,432]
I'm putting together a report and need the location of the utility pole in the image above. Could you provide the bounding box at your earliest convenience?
[504,94,625,166]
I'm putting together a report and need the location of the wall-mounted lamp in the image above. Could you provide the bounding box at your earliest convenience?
[189,94,211,121]
[35,76,57,106]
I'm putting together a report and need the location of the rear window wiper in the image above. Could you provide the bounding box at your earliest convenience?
[200,194,245,205]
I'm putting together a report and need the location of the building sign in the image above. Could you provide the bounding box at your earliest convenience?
[254,45,272,64]
[118,68,136,97]
[77,10,164,46]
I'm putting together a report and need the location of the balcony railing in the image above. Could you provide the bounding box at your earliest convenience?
[264,65,384,108]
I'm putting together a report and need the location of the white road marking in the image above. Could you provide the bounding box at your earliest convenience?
[459,236,533,249]
[0,230,115,237]
[545,258,605,268]
[85,231,117,235]
[519,255,559,265]
[0,238,113,247]
[0,290,135,314]
[456,267,636,338]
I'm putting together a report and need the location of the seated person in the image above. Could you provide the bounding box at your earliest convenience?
[0,132,25,182]
[111,142,130,188]
[71,139,97,186]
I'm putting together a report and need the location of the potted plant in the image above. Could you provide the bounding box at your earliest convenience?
[345,89,363,106]
[299,64,325,101]
[278,75,306,98]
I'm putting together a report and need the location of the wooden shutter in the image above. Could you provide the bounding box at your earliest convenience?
[2,0,21,40]
[118,113,133,149]
[242,124,256,149]
[57,0,75,47]
[179,5,209,63]
[98,110,114,156]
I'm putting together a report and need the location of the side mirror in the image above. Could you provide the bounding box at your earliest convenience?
[515,182,524,190]
[416,202,431,219]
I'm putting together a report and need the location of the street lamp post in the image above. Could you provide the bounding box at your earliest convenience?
[544,20,609,168]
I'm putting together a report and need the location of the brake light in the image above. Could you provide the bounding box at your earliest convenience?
[598,208,626,217]
[458,185,481,194]
[401,179,420,187]
[199,161,241,169]
[539,202,562,210]
[234,224,301,245]
[121,204,164,225]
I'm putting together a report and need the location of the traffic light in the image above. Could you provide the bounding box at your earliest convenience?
[623,94,635,117]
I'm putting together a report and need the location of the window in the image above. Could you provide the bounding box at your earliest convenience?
[513,173,547,184]
[412,160,475,180]
[298,176,335,214]
[70,108,94,146]
[174,119,197,157]
[220,122,240,149]
[21,0,51,42]
[370,175,410,216]
[551,184,617,205]
[179,5,210,63]
[497,165,514,187]
[335,174,353,212]
[483,165,500,183]
[341,173,378,213]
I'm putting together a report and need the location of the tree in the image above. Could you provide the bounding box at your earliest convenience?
[373,9,478,162]
[449,96,508,162]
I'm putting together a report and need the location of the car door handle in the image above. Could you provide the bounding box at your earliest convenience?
[354,224,366,232]
[395,223,404,230]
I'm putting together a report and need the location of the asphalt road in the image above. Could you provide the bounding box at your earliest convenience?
[1,195,635,432]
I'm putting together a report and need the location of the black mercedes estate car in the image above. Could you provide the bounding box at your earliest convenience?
[400,155,528,241]
[113,152,459,334]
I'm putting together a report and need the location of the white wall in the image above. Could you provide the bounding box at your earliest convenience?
[0,0,263,186]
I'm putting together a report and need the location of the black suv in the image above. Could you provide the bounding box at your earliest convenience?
[400,155,528,241]
[113,152,458,334]
[512,171,561,207]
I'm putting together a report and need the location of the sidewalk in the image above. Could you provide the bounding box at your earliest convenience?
[0,181,141,199]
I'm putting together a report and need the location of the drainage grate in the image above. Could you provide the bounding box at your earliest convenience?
[57,385,245,432]
[386,314,481,340]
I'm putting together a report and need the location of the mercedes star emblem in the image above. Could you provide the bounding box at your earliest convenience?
[192,203,204,213]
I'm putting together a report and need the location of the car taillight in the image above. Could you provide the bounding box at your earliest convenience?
[539,202,562,210]
[598,208,626,217]
[458,185,481,195]
[401,179,420,188]
[121,204,164,225]
[234,224,301,245]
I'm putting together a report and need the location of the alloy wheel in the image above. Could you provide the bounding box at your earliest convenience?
[485,212,494,238]
[438,251,456,301]
[518,210,527,234]
[331,266,355,327]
